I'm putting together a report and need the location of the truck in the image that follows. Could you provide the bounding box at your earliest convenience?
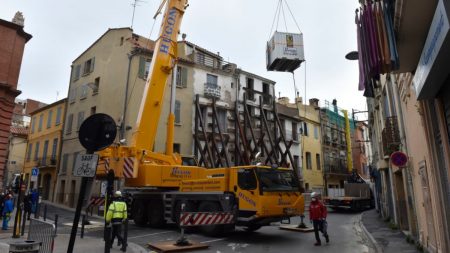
[323,172,374,211]
[97,0,304,235]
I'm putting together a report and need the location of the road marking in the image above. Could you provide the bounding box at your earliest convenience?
[200,238,226,243]
[128,231,174,239]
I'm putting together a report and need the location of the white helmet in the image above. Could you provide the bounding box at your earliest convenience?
[114,191,122,197]
[311,192,319,198]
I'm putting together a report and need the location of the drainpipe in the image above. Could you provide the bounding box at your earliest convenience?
[121,51,137,140]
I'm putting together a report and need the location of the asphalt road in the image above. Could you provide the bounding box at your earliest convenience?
[84,210,374,253]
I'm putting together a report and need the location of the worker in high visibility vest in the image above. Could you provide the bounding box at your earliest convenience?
[106,191,127,249]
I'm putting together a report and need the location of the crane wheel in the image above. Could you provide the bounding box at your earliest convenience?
[198,201,224,236]
[132,200,148,227]
[147,199,165,228]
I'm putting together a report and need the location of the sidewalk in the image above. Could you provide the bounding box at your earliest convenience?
[0,233,147,253]
[361,209,419,253]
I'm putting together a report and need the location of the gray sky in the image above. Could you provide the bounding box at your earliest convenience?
[2,0,365,112]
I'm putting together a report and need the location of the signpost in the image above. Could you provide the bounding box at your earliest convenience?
[30,167,39,182]
[67,113,117,253]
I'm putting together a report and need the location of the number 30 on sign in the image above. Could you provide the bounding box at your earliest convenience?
[73,154,99,178]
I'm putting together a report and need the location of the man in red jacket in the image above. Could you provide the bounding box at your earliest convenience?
[309,192,329,246]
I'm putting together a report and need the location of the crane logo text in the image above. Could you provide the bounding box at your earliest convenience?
[160,8,177,54]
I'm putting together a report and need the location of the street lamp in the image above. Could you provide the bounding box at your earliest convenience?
[345,51,359,61]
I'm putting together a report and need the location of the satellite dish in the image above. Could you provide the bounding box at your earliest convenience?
[78,113,117,152]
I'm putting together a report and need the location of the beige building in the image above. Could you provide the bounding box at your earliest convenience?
[5,126,28,186]
[23,98,66,200]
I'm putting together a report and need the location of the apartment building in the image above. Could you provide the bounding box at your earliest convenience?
[320,100,355,196]
[24,99,66,200]
[352,122,369,179]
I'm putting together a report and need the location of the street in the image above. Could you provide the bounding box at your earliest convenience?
[83,210,373,253]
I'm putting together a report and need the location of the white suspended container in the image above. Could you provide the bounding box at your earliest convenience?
[266,31,305,72]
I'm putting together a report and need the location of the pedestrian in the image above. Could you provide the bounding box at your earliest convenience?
[106,191,127,251]
[2,194,14,230]
[23,193,32,220]
[309,192,329,246]
[30,189,38,214]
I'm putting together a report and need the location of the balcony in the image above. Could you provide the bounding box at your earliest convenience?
[204,83,221,99]
[382,116,401,156]
[36,156,57,168]
[324,159,349,175]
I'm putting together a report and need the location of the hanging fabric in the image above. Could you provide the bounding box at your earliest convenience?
[355,0,399,97]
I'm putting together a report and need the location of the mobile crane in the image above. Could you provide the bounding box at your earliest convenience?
[97,0,304,235]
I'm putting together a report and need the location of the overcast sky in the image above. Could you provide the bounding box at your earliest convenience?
[2,0,366,112]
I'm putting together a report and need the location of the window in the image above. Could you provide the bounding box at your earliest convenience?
[61,153,69,174]
[292,122,298,141]
[120,37,124,46]
[90,106,96,115]
[305,183,310,192]
[246,78,254,100]
[38,114,43,132]
[138,57,152,79]
[314,126,319,139]
[27,143,33,161]
[55,107,62,125]
[72,152,80,174]
[34,142,40,161]
[80,84,88,99]
[294,155,300,170]
[51,138,58,160]
[302,122,309,136]
[77,111,85,130]
[73,64,81,81]
[42,140,49,163]
[173,143,180,153]
[93,77,100,94]
[47,110,53,128]
[306,152,312,170]
[175,100,181,124]
[316,154,321,170]
[66,114,73,134]
[206,74,218,86]
[176,66,188,88]
[196,52,205,65]
[263,82,271,104]
[31,117,36,133]
[238,168,257,190]
[83,57,95,75]
[280,119,286,137]
[69,87,77,103]
[216,108,227,131]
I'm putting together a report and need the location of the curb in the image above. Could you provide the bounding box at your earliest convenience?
[127,242,149,253]
[360,212,383,253]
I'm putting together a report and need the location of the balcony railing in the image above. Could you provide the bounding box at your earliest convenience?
[382,116,400,156]
[324,159,349,175]
[204,82,221,99]
[36,156,57,167]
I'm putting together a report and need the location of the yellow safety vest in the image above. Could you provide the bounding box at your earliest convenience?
[106,201,127,223]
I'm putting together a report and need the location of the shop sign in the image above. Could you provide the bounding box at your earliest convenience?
[413,0,450,98]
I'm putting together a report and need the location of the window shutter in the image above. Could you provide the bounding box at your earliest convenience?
[181,67,188,88]
[175,100,181,123]
[138,57,145,79]
[90,57,95,73]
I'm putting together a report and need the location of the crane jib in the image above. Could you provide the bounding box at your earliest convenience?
[160,8,178,54]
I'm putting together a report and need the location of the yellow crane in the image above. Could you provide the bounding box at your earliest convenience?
[98,0,304,234]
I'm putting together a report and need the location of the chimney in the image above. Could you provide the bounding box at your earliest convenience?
[12,12,25,27]
[309,98,319,108]
[278,97,290,105]
[295,96,303,104]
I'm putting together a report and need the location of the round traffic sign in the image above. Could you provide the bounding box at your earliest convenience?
[390,151,408,167]
[78,113,117,152]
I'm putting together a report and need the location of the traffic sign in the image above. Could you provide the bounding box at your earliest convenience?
[73,154,99,178]
[31,167,39,181]
[390,151,408,167]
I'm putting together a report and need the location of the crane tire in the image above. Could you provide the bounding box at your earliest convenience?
[133,200,148,227]
[198,201,224,236]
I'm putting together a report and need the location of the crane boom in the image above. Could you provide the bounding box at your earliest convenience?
[132,0,188,151]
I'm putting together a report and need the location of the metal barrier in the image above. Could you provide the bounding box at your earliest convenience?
[28,219,56,253]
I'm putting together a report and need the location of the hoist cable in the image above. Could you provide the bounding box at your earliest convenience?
[280,0,289,32]
[284,0,303,33]
[268,0,282,40]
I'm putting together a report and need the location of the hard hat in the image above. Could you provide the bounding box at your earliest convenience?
[114,191,122,197]
[311,192,319,198]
